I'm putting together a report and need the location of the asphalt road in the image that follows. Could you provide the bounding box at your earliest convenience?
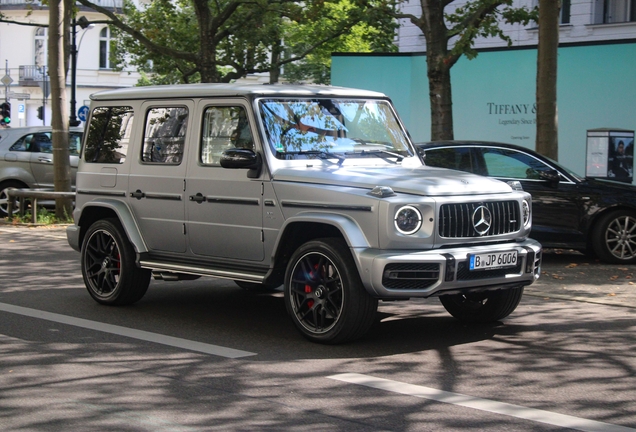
[1,224,636,431]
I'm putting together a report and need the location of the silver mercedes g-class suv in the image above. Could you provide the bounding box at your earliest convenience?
[67,84,541,344]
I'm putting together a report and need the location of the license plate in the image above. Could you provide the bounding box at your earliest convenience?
[469,250,518,271]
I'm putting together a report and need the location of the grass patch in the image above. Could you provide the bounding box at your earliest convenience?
[5,207,73,225]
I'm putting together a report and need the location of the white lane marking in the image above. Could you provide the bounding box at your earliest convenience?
[0,302,256,359]
[328,373,636,432]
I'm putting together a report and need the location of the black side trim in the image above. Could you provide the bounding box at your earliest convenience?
[206,197,260,205]
[77,189,126,197]
[281,201,373,211]
[144,193,182,201]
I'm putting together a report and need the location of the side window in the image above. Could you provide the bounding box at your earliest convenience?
[84,106,134,164]
[481,148,552,180]
[9,135,29,152]
[200,106,253,166]
[141,107,188,164]
[32,133,52,153]
[11,132,82,154]
[69,132,82,155]
[424,148,473,172]
[10,133,52,153]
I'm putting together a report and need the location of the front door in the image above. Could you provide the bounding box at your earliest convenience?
[185,102,264,261]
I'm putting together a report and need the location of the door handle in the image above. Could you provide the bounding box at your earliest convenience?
[130,189,145,200]
[189,193,206,203]
[38,157,52,163]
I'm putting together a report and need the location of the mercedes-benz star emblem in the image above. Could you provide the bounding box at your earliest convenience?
[472,205,492,235]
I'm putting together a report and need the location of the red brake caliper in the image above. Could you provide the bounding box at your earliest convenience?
[305,263,320,309]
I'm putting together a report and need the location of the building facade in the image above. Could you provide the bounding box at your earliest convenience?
[331,0,636,179]
[397,0,636,52]
[0,0,140,127]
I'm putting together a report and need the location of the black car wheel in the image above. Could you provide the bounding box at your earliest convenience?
[439,286,524,323]
[81,218,151,305]
[593,210,636,264]
[284,238,378,344]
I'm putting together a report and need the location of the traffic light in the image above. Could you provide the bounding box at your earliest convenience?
[0,102,10,125]
[37,106,43,120]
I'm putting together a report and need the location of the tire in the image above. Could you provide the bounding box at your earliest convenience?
[81,218,151,305]
[0,181,27,216]
[284,238,378,344]
[592,210,636,264]
[439,286,524,323]
[234,280,281,292]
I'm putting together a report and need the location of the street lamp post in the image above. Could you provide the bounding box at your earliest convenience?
[69,16,92,127]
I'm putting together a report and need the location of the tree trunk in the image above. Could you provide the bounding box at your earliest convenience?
[48,0,73,219]
[420,0,454,141]
[536,0,560,160]
[427,57,454,141]
[269,39,283,84]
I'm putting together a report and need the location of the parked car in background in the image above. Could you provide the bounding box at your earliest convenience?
[0,126,83,215]
[417,141,636,264]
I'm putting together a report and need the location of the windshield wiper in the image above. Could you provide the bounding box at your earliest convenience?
[345,149,404,164]
[281,150,345,166]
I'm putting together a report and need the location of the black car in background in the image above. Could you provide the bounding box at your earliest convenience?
[417,141,636,264]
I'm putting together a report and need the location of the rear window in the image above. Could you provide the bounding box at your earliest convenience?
[141,107,188,165]
[84,106,134,164]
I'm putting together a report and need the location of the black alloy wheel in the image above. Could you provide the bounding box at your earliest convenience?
[81,218,151,305]
[284,238,377,344]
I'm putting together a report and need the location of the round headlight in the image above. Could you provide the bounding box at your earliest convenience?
[394,205,422,235]
[522,200,531,226]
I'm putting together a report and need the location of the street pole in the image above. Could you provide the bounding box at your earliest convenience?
[42,65,46,125]
[69,16,92,128]
[69,17,80,127]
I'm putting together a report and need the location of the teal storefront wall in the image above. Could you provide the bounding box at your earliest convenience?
[331,42,636,178]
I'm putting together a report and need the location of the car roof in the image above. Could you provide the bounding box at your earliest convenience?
[90,83,388,101]
[417,140,533,153]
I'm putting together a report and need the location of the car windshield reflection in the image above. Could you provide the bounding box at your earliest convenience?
[259,98,413,161]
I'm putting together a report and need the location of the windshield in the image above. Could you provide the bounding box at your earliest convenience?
[259,98,414,161]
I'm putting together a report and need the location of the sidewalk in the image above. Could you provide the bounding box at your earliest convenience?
[2,223,636,308]
[526,249,636,309]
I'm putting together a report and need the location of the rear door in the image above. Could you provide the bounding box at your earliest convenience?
[127,101,193,254]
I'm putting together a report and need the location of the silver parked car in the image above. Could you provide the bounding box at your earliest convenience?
[0,126,83,215]
[67,84,541,344]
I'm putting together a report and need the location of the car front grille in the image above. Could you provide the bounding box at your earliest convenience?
[439,201,521,238]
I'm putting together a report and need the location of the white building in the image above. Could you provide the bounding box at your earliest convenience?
[397,0,636,52]
[0,0,140,127]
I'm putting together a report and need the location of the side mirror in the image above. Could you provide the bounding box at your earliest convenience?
[220,148,262,178]
[539,169,560,185]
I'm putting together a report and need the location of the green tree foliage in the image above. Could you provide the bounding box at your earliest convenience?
[282,0,398,84]
[77,0,397,85]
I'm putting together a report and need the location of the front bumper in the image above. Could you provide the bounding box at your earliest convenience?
[355,239,542,299]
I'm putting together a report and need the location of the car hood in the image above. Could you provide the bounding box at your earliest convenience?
[272,164,512,196]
